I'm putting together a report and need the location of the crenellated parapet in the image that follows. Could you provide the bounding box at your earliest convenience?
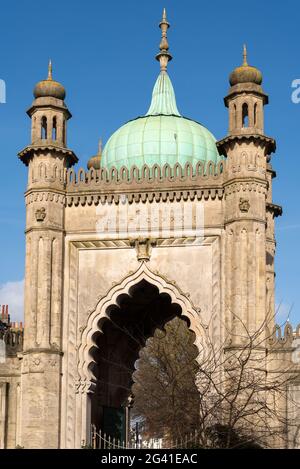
[65,160,225,204]
[267,323,300,349]
[67,160,225,186]
[22,156,280,209]
[23,160,226,205]
[26,159,225,186]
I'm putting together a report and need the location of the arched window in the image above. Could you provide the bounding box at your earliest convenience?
[41,116,47,139]
[242,103,249,128]
[254,103,257,126]
[52,117,57,140]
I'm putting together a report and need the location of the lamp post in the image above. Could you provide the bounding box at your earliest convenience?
[125,394,134,448]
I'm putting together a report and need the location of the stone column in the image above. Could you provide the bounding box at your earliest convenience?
[223,141,269,341]
[20,153,66,448]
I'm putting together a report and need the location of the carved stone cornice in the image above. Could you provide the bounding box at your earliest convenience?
[65,187,224,206]
[217,133,276,156]
[224,180,267,196]
[18,144,78,166]
[25,191,66,206]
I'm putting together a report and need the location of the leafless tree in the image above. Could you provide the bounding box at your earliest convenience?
[132,317,200,440]
[130,312,300,448]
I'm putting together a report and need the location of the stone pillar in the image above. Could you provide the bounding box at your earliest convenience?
[19,153,75,448]
[17,67,78,448]
[218,53,277,341]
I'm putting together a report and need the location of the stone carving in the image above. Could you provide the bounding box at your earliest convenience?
[35,207,46,222]
[130,237,156,261]
[239,198,250,213]
[26,192,65,206]
[66,187,224,206]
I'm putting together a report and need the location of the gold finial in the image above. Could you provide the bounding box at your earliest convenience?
[48,59,53,80]
[243,44,248,66]
[156,8,172,72]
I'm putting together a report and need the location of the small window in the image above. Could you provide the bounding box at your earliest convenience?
[242,103,249,127]
[41,116,47,139]
[52,117,57,140]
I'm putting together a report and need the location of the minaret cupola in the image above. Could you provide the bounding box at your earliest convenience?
[224,45,269,137]
[33,60,66,100]
[18,60,77,167]
[217,46,276,159]
[229,45,262,87]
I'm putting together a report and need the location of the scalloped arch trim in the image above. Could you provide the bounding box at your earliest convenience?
[77,262,206,389]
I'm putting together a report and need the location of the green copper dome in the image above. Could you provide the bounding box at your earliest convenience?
[101,10,221,171]
[101,72,220,170]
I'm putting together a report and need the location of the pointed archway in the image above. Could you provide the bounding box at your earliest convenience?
[76,262,206,446]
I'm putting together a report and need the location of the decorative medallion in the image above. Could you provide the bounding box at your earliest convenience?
[35,207,46,222]
[239,198,250,213]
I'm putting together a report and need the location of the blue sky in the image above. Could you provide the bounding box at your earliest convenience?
[0,0,299,323]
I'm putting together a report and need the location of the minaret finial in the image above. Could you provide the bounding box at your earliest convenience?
[243,44,248,66]
[162,7,167,21]
[48,59,53,80]
[155,8,172,72]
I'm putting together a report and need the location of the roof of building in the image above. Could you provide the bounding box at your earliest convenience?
[101,9,221,171]
[33,60,66,100]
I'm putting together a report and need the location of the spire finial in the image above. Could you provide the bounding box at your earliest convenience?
[156,8,172,72]
[48,59,53,80]
[243,44,248,66]
[162,7,167,21]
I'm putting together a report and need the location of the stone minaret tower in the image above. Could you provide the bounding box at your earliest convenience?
[217,47,278,340]
[18,62,77,448]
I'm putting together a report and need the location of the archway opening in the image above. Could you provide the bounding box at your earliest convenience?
[88,279,199,444]
[242,103,249,127]
[41,116,47,139]
[52,116,57,140]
